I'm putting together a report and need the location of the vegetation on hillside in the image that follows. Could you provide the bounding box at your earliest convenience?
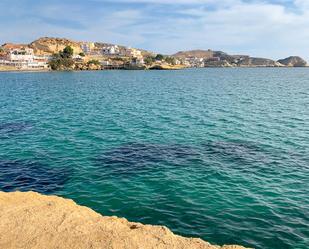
[87,59,100,66]
[144,54,177,66]
[48,46,74,70]
[165,56,176,65]
[155,54,164,61]
[144,56,155,65]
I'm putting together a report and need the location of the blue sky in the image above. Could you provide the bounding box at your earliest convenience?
[1,0,309,60]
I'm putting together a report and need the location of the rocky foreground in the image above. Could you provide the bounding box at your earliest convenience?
[0,191,251,249]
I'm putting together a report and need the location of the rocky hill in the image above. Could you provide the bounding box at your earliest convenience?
[30,37,83,55]
[173,50,215,59]
[1,43,28,50]
[0,191,251,249]
[237,57,283,67]
[173,49,307,67]
[277,56,307,67]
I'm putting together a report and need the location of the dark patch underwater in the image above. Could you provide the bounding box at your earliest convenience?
[0,159,70,194]
[201,140,270,164]
[94,140,274,177]
[95,142,200,176]
[0,121,33,138]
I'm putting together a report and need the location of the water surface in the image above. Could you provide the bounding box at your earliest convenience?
[0,69,308,249]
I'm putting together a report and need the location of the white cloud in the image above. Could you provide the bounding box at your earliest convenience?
[1,0,309,60]
[134,0,309,60]
[96,0,239,4]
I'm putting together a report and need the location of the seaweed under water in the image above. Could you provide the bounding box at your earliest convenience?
[95,142,200,176]
[0,121,33,138]
[0,159,70,194]
[94,140,274,176]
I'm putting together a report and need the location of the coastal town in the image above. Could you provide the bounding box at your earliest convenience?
[0,45,50,70]
[0,37,307,71]
[0,38,183,71]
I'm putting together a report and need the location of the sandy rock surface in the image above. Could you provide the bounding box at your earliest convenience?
[30,37,83,55]
[0,191,251,249]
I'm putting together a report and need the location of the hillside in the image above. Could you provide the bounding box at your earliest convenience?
[30,37,83,55]
[173,50,215,59]
[172,49,308,67]
[2,43,28,50]
[237,57,283,67]
[277,56,307,67]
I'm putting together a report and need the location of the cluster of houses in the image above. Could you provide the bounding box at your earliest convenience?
[0,42,147,70]
[80,42,145,66]
[181,57,203,67]
[180,56,242,67]
[0,41,192,70]
[80,43,230,68]
[0,44,50,69]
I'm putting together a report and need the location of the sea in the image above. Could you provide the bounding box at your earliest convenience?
[0,68,308,249]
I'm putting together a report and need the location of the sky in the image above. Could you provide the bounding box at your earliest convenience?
[0,0,309,60]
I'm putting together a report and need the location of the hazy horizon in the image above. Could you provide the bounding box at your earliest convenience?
[1,0,309,61]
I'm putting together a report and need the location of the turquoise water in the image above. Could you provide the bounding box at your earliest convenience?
[0,69,308,249]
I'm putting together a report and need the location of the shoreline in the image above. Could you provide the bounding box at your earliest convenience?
[0,66,51,73]
[1,66,308,73]
[0,191,251,249]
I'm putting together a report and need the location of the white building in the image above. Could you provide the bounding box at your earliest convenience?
[81,42,95,54]
[174,59,181,65]
[131,57,144,66]
[27,61,49,69]
[102,45,120,55]
[123,48,142,58]
[185,57,205,67]
[7,48,34,62]
[72,54,84,61]
[101,60,110,66]
[0,48,49,69]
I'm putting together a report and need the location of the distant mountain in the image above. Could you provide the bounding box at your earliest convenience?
[173,49,214,59]
[237,57,283,67]
[172,49,307,67]
[277,56,307,67]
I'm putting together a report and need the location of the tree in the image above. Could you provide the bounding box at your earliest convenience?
[155,54,164,61]
[165,56,176,65]
[79,52,85,57]
[144,56,155,65]
[48,57,74,70]
[48,47,75,70]
[87,59,101,66]
[60,46,74,58]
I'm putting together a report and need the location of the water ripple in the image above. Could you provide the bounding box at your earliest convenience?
[0,159,70,193]
[1,69,309,249]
